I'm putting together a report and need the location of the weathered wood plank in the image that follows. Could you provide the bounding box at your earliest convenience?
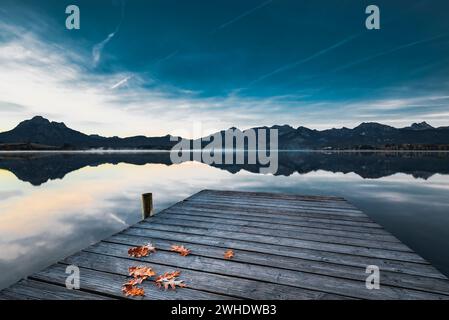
[131,223,423,262]
[187,197,364,215]
[56,254,347,300]
[201,189,347,202]
[173,202,381,228]
[184,195,363,212]
[164,207,391,235]
[31,263,235,300]
[183,199,369,220]
[104,233,449,295]
[199,190,354,207]
[0,289,38,300]
[182,201,371,222]
[121,228,443,279]
[145,216,410,251]
[159,212,399,243]
[2,279,111,300]
[83,241,449,300]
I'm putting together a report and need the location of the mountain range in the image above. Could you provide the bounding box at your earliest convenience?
[0,116,179,150]
[1,116,449,150]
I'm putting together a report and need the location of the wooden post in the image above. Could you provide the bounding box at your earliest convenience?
[142,193,154,219]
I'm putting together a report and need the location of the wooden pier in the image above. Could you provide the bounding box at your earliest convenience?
[2,189,449,300]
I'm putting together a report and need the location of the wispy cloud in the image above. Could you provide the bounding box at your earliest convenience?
[1,16,449,138]
[0,101,27,113]
[0,21,294,137]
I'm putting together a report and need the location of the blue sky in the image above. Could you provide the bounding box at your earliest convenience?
[0,0,449,137]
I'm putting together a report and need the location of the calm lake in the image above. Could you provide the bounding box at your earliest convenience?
[1,151,449,289]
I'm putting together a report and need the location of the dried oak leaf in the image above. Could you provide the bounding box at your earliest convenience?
[155,271,186,290]
[129,266,156,280]
[122,284,145,297]
[161,278,186,290]
[224,249,234,260]
[170,245,191,256]
[156,271,181,282]
[128,243,156,258]
[124,278,144,286]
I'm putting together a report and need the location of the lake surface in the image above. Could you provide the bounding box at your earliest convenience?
[1,151,449,289]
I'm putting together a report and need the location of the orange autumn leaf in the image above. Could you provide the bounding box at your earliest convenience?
[155,271,181,282]
[224,249,234,260]
[124,277,144,286]
[128,243,156,258]
[122,284,145,297]
[123,278,144,286]
[171,245,191,256]
[155,271,185,290]
[129,266,156,280]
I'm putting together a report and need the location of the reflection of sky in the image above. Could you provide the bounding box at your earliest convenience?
[1,162,449,289]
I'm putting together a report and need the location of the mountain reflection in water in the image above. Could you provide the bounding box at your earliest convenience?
[1,151,448,186]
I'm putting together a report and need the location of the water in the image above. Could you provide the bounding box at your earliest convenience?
[1,151,449,289]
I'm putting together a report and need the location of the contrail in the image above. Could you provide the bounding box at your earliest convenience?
[333,33,449,72]
[92,32,117,66]
[158,1,274,66]
[213,0,273,32]
[155,50,179,65]
[110,76,133,89]
[92,1,126,67]
[246,33,362,87]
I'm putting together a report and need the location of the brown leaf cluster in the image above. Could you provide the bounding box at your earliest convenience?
[129,266,156,280]
[122,242,236,296]
[170,245,191,256]
[128,242,156,258]
[123,242,193,297]
[155,271,186,290]
[121,266,156,297]
[122,284,145,297]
